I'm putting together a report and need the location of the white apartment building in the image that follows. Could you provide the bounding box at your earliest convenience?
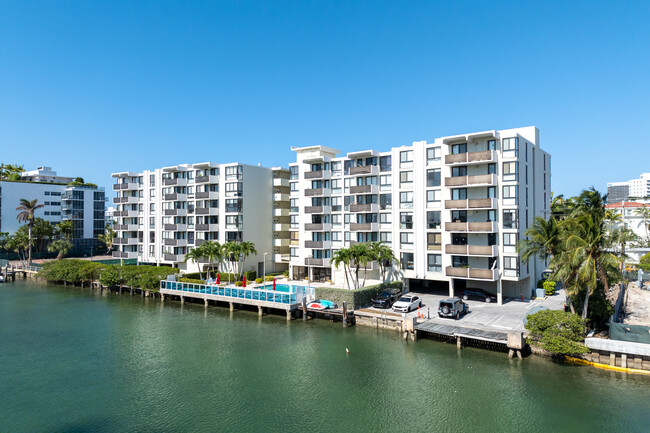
[111,162,283,274]
[0,172,106,249]
[607,173,650,203]
[288,126,550,304]
[604,201,650,263]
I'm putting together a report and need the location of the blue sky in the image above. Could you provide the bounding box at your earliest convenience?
[1,1,649,197]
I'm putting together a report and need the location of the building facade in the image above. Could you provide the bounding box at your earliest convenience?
[111,162,285,274]
[288,126,550,303]
[0,168,105,249]
[607,173,650,203]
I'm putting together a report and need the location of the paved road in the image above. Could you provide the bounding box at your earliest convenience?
[366,290,566,332]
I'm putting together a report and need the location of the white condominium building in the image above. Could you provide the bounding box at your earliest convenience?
[288,126,550,304]
[111,162,285,274]
[607,173,650,204]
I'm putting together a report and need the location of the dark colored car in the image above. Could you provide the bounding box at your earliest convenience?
[371,289,402,309]
[438,298,469,320]
[462,288,497,303]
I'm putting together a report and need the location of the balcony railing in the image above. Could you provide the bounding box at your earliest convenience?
[195,191,218,199]
[444,198,496,209]
[445,150,495,165]
[305,257,330,267]
[196,207,219,215]
[112,251,137,259]
[163,178,187,186]
[164,253,183,262]
[195,175,218,184]
[349,185,377,194]
[305,170,326,179]
[164,209,187,216]
[304,240,331,249]
[113,182,139,190]
[349,165,377,175]
[164,239,188,247]
[164,224,187,231]
[305,188,330,197]
[349,222,378,231]
[305,223,330,231]
[445,266,498,280]
[349,203,377,213]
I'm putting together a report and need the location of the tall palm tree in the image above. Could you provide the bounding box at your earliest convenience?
[223,241,241,279]
[184,246,206,280]
[332,248,353,290]
[518,216,562,266]
[369,241,398,282]
[47,239,72,260]
[237,241,257,280]
[57,220,74,240]
[634,205,650,243]
[97,225,116,254]
[348,243,374,288]
[201,241,223,279]
[15,198,44,264]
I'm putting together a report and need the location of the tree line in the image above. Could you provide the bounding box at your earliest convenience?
[183,240,257,281]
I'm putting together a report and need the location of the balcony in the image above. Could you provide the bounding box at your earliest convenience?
[349,165,378,176]
[113,196,139,204]
[445,222,468,231]
[113,210,138,218]
[274,253,290,262]
[273,208,290,217]
[445,245,468,254]
[163,253,184,262]
[163,178,187,186]
[349,184,378,195]
[349,203,378,213]
[304,170,330,180]
[164,193,187,201]
[164,239,188,247]
[444,199,468,209]
[113,224,138,232]
[349,222,378,231]
[305,188,330,197]
[114,237,138,245]
[444,198,496,209]
[195,223,219,231]
[195,175,218,184]
[445,245,497,256]
[305,257,330,267]
[113,182,140,191]
[445,266,498,280]
[304,205,331,214]
[305,223,331,231]
[273,223,290,232]
[195,191,219,200]
[274,192,290,202]
[273,177,290,187]
[304,240,331,249]
[195,207,219,215]
[273,238,289,247]
[163,224,187,231]
[469,221,497,232]
[164,209,187,216]
[112,251,138,259]
[445,150,495,165]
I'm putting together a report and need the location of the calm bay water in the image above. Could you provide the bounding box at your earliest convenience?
[1,280,649,433]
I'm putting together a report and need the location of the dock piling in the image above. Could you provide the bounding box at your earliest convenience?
[258,306,263,317]
[229,302,234,312]
[302,298,307,321]
[342,302,348,328]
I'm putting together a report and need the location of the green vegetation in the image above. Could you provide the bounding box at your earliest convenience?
[47,239,73,260]
[543,280,556,296]
[525,310,589,357]
[38,259,179,291]
[315,281,403,309]
[519,188,623,328]
[15,198,44,263]
[0,163,25,180]
[178,278,204,284]
[97,225,115,254]
[331,242,398,289]
[182,240,257,281]
[639,252,650,272]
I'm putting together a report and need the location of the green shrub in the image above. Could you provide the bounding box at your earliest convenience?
[537,279,544,289]
[99,265,121,288]
[543,280,556,296]
[179,278,204,284]
[255,278,263,284]
[525,310,588,356]
[235,281,243,287]
[315,281,403,309]
[264,275,277,282]
[244,270,257,281]
[282,270,289,277]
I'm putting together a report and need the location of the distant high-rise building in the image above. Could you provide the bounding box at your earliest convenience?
[607,173,650,204]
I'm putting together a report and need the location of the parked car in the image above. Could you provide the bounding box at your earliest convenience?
[370,289,402,309]
[392,295,422,313]
[462,288,496,303]
[438,298,469,320]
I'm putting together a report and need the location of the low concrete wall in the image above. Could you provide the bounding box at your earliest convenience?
[354,311,403,332]
[584,338,650,370]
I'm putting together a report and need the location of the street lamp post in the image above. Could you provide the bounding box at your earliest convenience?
[307,255,312,286]
[263,252,269,286]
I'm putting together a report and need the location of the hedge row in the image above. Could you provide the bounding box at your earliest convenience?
[38,259,179,291]
[314,281,403,309]
[182,270,258,281]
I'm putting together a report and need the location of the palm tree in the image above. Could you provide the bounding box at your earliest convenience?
[635,205,650,243]
[369,242,399,282]
[223,241,241,279]
[15,198,44,264]
[347,243,374,288]
[518,216,562,266]
[184,246,206,280]
[201,241,223,279]
[237,241,257,280]
[332,248,353,290]
[47,239,72,260]
[97,225,116,254]
[57,220,74,241]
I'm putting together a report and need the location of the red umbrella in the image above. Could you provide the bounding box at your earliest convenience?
[273,278,276,291]
[216,274,220,285]
[243,276,247,287]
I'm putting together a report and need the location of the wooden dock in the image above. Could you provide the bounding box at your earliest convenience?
[415,320,516,352]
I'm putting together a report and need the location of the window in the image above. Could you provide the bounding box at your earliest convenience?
[150,174,155,186]
[451,166,467,177]
[503,185,518,200]
[400,150,413,167]
[427,169,441,187]
[379,175,391,189]
[487,210,496,222]
[225,166,243,180]
[399,192,413,208]
[502,137,518,157]
[488,163,496,174]
[379,155,392,172]
[504,256,519,277]
[380,213,392,224]
[290,182,297,192]
[290,247,298,257]
[451,143,467,154]
[503,210,518,228]
[426,147,441,163]
[290,231,299,245]
[331,196,341,212]
[225,182,243,195]
[331,161,341,176]
[487,187,496,198]
[400,232,414,247]
[503,233,517,252]
[380,194,392,210]
[400,171,413,188]
[427,189,441,204]
[487,139,496,150]
[452,189,467,200]
[290,198,298,213]
[427,211,441,229]
[149,189,155,198]
[401,253,414,270]
[332,214,341,226]
[452,256,469,267]
[290,215,298,229]
[289,166,298,180]
[503,162,518,181]
[427,233,441,250]
[149,217,155,228]
[379,232,392,244]
[331,179,341,194]
[451,210,467,222]
[400,212,413,229]
[428,254,442,272]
